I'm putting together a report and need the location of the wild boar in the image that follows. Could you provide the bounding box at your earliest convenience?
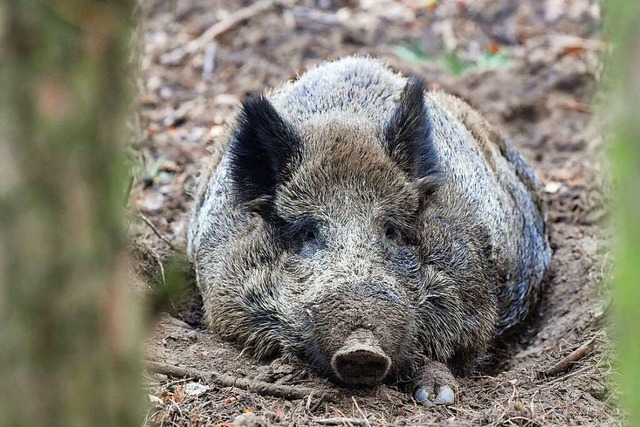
[187,57,551,405]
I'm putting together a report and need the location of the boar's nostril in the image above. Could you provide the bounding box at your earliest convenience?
[331,329,391,386]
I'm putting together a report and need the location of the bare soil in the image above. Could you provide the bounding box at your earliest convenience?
[131,0,620,425]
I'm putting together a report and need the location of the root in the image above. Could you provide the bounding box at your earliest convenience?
[147,361,337,402]
[314,418,371,426]
[537,337,596,378]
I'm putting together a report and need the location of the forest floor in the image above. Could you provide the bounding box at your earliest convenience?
[130,0,621,425]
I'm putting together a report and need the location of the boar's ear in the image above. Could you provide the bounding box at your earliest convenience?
[228,94,301,211]
[384,77,441,194]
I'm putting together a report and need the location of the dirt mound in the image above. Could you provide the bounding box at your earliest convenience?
[133,0,620,425]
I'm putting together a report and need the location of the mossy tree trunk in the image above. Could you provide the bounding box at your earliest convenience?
[0,1,144,426]
[606,1,640,425]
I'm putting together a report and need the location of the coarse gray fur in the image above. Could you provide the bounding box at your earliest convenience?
[187,57,551,388]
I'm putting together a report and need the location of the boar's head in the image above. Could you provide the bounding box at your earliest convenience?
[225,78,497,386]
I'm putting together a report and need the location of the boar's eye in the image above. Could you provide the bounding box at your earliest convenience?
[299,228,318,244]
[385,225,407,246]
[280,218,324,257]
[294,226,324,257]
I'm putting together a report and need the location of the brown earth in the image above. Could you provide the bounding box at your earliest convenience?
[131,0,620,425]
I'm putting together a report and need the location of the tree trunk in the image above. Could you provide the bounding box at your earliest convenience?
[607,1,640,425]
[0,1,143,426]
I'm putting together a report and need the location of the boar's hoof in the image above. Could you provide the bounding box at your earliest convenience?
[413,360,458,406]
[414,385,455,406]
[331,329,391,386]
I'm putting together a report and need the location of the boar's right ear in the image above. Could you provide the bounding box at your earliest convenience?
[228,94,301,212]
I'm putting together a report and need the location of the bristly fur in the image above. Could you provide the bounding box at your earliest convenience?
[187,57,551,390]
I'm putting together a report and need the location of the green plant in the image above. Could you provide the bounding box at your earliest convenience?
[392,42,512,75]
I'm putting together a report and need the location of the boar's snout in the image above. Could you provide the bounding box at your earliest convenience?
[331,329,391,386]
[307,282,411,386]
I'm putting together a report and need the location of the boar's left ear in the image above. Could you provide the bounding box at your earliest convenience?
[228,94,301,212]
[384,77,441,194]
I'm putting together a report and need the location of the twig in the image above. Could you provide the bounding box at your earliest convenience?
[526,33,610,52]
[556,100,593,114]
[314,418,369,426]
[137,211,176,250]
[152,249,166,286]
[308,392,330,413]
[162,0,277,62]
[147,361,337,402]
[351,397,371,427]
[537,337,596,378]
[306,391,315,411]
[290,7,342,25]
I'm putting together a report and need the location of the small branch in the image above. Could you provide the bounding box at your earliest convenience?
[306,391,332,413]
[147,361,337,402]
[526,33,610,52]
[314,418,370,426]
[351,397,371,427]
[161,0,277,63]
[556,100,593,114]
[290,7,342,26]
[137,211,176,250]
[537,337,596,378]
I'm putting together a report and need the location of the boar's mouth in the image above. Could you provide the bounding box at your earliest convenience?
[330,329,392,386]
